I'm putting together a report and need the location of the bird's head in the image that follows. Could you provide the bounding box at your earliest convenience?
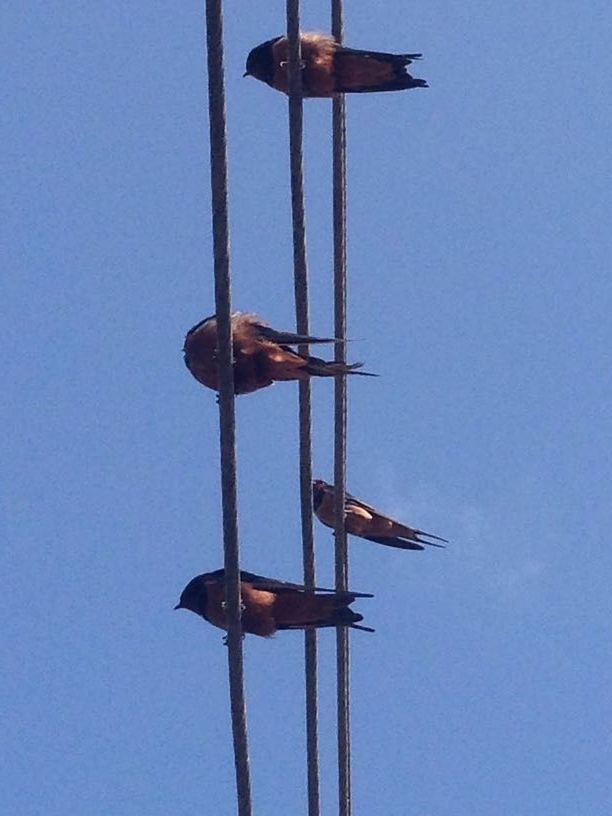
[244,38,280,84]
[312,479,328,510]
[174,575,209,617]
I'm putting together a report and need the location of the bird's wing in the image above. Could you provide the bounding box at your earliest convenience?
[338,46,422,65]
[199,569,311,591]
[344,490,385,517]
[362,535,425,551]
[344,492,448,545]
[240,570,372,598]
[255,323,339,347]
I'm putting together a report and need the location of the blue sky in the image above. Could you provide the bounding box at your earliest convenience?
[4,2,611,814]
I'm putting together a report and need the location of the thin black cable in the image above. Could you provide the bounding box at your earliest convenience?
[204,2,252,814]
[286,4,320,816]
[331,3,351,816]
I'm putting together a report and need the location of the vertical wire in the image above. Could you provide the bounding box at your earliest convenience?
[331,3,351,816]
[204,2,252,814]
[285,5,320,816]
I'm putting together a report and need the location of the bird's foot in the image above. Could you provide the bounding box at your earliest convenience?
[221,601,246,612]
[222,633,246,646]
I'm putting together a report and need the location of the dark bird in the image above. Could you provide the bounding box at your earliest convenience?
[183,312,375,395]
[175,568,374,637]
[244,32,428,97]
[313,479,448,551]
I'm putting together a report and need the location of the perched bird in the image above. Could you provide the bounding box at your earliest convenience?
[175,569,374,637]
[244,32,428,97]
[312,479,448,551]
[183,312,375,395]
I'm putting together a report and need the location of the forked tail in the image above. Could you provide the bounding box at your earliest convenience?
[305,356,378,378]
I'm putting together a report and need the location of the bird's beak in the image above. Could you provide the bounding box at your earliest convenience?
[243,71,249,78]
[174,603,182,610]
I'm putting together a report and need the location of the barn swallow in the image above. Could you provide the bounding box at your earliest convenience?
[312,479,448,551]
[183,312,375,396]
[175,568,374,637]
[244,32,428,97]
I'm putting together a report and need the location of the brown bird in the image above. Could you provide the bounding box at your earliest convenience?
[313,479,448,551]
[175,569,374,637]
[183,312,375,396]
[244,32,428,97]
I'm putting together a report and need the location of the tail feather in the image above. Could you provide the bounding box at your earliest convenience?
[416,530,448,545]
[257,325,339,346]
[349,622,376,633]
[335,47,428,93]
[365,533,446,550]
[402,526,448,548]
[278,591,373,632]
[339,46,423,66]
[280,617,374,633]
[304,356,378,378]
[331,605,375,632]
[364,535,425,551]
[336,590,374,600]
[346,76,428,94]
[418,537,447,549]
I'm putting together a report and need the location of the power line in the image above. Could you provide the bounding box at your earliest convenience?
[285,4,320,816]
[331,3,352,815]
[204,2,252,814]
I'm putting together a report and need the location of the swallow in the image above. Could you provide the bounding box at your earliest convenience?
[312,479,448,551]
[244,32,428,97]
[183,312,375,395]
[175,568,374,637]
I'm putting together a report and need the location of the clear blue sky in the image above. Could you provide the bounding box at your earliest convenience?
[4,2,611,814]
